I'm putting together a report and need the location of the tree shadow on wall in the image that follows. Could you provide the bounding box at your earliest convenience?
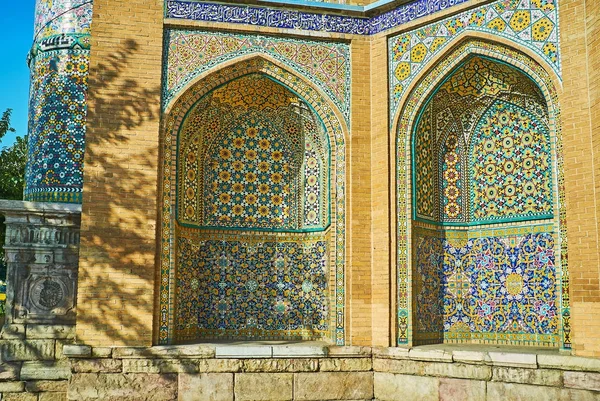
[76,38,163,346]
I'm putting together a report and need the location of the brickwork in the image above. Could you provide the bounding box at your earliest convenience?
[349,38,374,345]
[370,36,391,347]
[76,0,164,346]
[560,0,600,357]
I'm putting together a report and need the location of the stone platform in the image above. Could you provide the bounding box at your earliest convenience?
[2,342,598,400]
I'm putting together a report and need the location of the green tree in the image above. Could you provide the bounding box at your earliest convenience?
[0,109,26,200]
[0,108,27,290]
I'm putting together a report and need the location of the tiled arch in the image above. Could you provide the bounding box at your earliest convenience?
[393,39,569,348]
[158,56,348,345]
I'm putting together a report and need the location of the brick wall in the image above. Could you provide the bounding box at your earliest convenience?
[77,0,164,346]
[560,0,600,357]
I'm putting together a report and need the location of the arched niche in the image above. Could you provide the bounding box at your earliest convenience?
[396,40,568,349]
[158,58,347,346]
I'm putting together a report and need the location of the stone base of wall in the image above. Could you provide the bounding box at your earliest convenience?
[3,343,600,400]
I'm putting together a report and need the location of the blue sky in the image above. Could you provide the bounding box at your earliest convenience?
[0,2,36,146]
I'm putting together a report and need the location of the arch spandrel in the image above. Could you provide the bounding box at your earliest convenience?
[158,58,347,346]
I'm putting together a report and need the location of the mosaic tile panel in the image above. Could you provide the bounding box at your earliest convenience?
[178,74,329,231]
[470,101,552,222]
[24,50,89,203]
[25,0,92,203]
[175,232,330,342]
[165,0,470,35]
[394,40,569,348]
[414,226,559,347]
[164,30,351,125]
[34,0,93,39]
[160,58,347,345]
[413,56,552,224]
[389,0,561,121]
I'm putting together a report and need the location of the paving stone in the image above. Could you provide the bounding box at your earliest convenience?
[243,358,318,373]
[26,325,75,340]
[112,345,214,359]
[68,373,177,401]
[272,345,326,358]
[0,381,25,392]
[488,352,537,369]
[20,361,70,380]
[409,348,453,362]
[25,380,68,392]
[179,373,233,401]
[327,346,372,358]
[439,378,486,401]
[294,372,373,400]
[0,340,55,361]
[452,350,490,365]
[216,345,272,358]
[492,367,563,387]
[235,373,293,401]
[319,358,372,372]
[374,372,438,401]
[62,345,92,358]
[372,347,409,359]
[538,355,600,373]
[72,359,123,373]
[564,371,600,392]
[0,362,21,381]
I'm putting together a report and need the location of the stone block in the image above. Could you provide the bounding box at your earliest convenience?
[0,340,55,361]
[216,345,272,358]
[492,367,563,387]
[179,373,233,401]
[112,345,214,359]
[452,350,490,365]
[39,393,67,401]
[20,361,71,380]
[538,355,600,373]
[0,381,25,392]
[564,371,600,392]
[327,346,372,358]
[272,345,326,358]
[122,358,197,374]
[243,359,318,373]
[25,380,68,392]
[72,359,123,373]
[487,382,561,401]
[439,378,486,401]
[319,358,372,372]
[26,325,75,340]
[424,362,492,381]
[294,372,373,400]
[68,373,177,401]
[374,372,438,401]
[0,362,21,381]
[198,359,242,373]
[1,325,26,340]
[373,357,417,374]
[409,348,453,362]
[91,347,113,358]
[488,352,537,369]
[63,345,92,358]
[3,393,38,401]
[235,373,293,401]
[372,347,409,360]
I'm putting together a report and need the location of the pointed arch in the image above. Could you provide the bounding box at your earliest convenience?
[394,38,569,349]
[157,57,348,345]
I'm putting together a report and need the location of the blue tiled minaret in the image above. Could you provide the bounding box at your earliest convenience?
[24,0,93,203]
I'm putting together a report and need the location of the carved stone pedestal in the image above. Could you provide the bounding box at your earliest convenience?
[0,200,81,334]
